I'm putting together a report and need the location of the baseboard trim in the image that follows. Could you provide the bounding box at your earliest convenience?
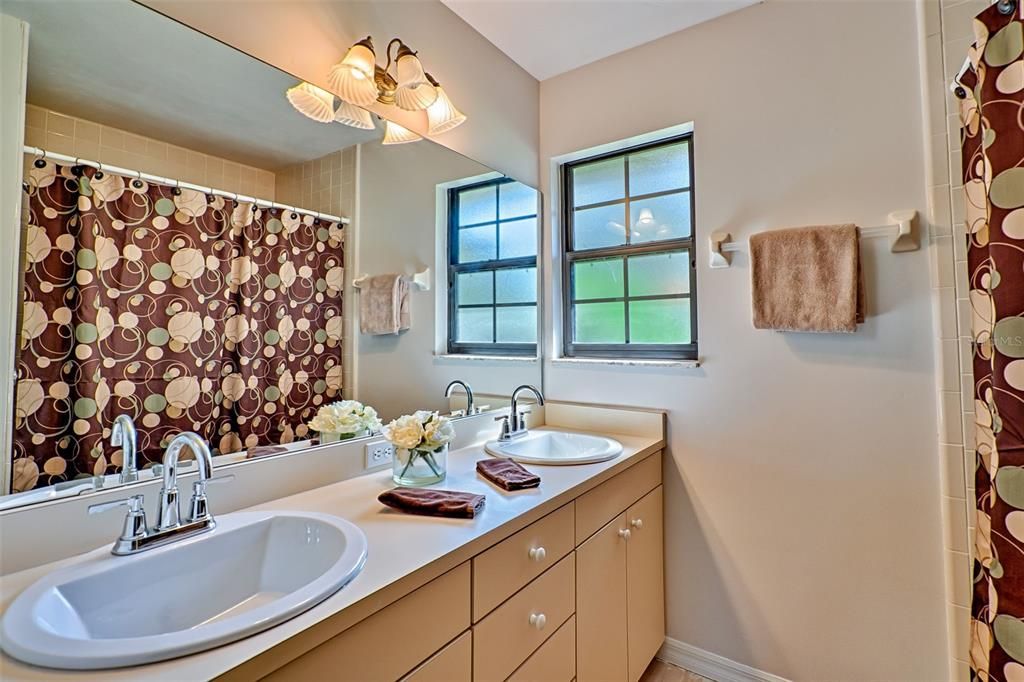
[658,637,791,682]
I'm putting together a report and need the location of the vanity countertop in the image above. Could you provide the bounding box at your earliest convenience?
[0,426,664,681]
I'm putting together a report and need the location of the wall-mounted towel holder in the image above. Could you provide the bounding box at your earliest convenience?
[708,210,919,269]
[352,268,432,291]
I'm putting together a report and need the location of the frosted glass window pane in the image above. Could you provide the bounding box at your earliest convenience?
[458,225,496,262]
[497,306,536,343]
[629,299,690,344]
[457,308,492,343]
[574,204,626,250]
[496,267,536,303]
[628,142,689,196]
[627,251,690,296]
[499,182,538,220]
[630,192,691,243]
[498,217,537,259]
[572,157,624,207]
[575,302,625,343]
[457,272,493,305]
[573,258,623,300]
[458,185,496,225]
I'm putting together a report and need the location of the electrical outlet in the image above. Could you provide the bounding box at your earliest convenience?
[364,439,394,469]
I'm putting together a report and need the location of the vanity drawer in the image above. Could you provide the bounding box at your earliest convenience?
[508,615,576,682]
[262,563,470,681]
[401,631,472,682]
[473,502,574,621]
[473,553,576,681]
[575,452,661,544]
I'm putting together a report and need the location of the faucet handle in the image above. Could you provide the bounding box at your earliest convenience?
[189,474,234,522]
[89,494,148,546]
[88,493,145,516]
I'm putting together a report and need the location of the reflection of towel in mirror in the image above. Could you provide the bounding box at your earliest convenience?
[359,274,410,335]
[245,444,290,459]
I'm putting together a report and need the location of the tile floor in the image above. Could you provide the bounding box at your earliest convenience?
[640,658,713,682]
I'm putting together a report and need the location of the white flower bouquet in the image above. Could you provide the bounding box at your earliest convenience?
[308,400,382,442]
[383,410,455,484]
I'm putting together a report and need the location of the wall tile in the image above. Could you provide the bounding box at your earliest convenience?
[46,111,75,137]
[74,120,101,143]
[940,390,965,445]
[25,104,45,129]
[947,604,970,664]
[947,550,971,606]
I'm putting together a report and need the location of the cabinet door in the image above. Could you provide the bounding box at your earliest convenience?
[626,486,664,682]
[576,512,628,682]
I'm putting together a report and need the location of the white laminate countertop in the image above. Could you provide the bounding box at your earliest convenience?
[0,427,664,681]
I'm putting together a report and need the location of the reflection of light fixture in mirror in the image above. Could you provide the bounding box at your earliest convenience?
[636,208,654,226]
[328,37,379,107]
[382,120,422,145]
[334,100,375,130]
[285,82,336,123]
[425,73,466,135]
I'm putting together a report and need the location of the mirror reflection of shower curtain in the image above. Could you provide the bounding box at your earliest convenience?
[964,0,1024,676]
[11,162,345,492]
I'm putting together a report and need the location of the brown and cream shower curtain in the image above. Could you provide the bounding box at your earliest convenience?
[11,161,344,492]
[965,0,1024,676]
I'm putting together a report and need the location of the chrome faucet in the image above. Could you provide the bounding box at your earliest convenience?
[495,384,545,441]
[112,414,139,484]
[89,431,226,556]
[445,380,475,416]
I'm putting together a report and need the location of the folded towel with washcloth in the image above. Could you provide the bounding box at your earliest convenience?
[378,487,485,518]
[749,224,864,333]
[360,274,410,335]
[476,458,541,491]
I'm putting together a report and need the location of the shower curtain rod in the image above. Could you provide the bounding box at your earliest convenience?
[23,146,349,225]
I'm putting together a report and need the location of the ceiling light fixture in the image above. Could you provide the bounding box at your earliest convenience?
[382,120,422,145]
[425,73,466,135]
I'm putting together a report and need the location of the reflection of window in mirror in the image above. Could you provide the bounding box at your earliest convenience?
[560,134,697,361]
[446,178,539,356]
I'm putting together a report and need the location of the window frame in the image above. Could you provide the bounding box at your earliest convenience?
[560,133,698,360]
[447,177,538,356]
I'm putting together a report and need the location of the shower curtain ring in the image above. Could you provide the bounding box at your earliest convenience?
[997,0,1016,14]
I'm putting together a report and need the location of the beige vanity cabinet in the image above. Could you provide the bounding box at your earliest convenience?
[242,451,663,682]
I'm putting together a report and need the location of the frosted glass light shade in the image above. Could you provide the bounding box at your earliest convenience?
[426,86,466,135]
[286,82,336,123]
[382,121,422,145]
[334,100,375,130]
[394,53,437,111]
[328,41,380,107]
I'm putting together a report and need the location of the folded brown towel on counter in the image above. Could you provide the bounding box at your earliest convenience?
[378,487,485,518]
[476,458,541,491]
[245,444,290,459]
[749,224,864,333]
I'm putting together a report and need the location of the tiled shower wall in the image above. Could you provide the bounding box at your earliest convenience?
[23,104,275,199]
[275,147,358,400]
[923,0,989,678]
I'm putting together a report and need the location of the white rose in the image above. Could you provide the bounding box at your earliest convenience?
[362,405,382,433]
[383,414,426,450]
[423,414,455,450]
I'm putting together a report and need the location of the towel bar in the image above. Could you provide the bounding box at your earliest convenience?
[708,210,918,269]
[352,268,431,291]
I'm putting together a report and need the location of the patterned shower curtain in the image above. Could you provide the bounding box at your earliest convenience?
[965,0,1024,677]
[11,161,345,492]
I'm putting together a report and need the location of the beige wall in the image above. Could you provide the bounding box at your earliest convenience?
[140,0,540,187]
[539,1,948,679]
[24,104,275,199]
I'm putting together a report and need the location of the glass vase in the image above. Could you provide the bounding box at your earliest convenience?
[393,445,447,486]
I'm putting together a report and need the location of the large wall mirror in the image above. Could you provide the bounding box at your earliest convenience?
[0,0,541,510]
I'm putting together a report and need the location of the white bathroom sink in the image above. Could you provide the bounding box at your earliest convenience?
[485,430,623,465]
[1,510,367,670]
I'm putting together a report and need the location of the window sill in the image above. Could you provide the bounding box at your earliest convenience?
[550,357,701,369]
[434,353,540,363]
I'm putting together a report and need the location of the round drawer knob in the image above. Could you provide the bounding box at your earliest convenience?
[529,613,547,630]
[528,546,547,562]
[631,518,644,529]
[618,528,632,540]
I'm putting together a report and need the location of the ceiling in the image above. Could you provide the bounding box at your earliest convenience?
[4,0,382,170]
[441,0,760,81]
